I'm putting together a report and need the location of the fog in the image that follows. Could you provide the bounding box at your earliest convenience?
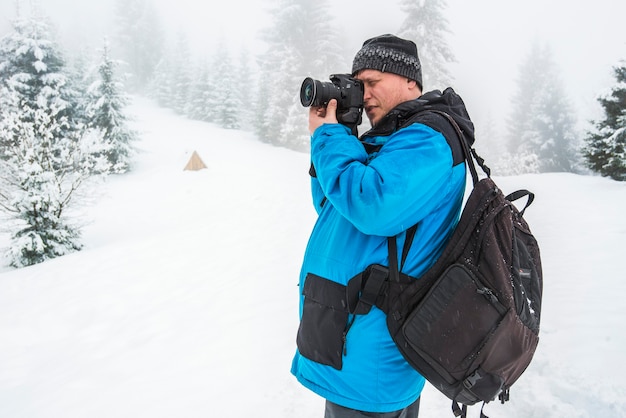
[0,0,624,133]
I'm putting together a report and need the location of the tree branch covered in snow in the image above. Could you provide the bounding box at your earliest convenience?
[0,14,115,267]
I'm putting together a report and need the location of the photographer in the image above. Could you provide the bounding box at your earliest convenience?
[291,34,476,418]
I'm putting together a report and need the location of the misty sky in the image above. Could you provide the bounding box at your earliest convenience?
[0,0,624,133]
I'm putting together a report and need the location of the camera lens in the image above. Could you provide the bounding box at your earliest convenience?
[300,77,317,107]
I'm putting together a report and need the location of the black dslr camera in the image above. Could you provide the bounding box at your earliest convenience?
[300,74,364,135]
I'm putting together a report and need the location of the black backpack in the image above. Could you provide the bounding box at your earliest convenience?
[351,111,543,417]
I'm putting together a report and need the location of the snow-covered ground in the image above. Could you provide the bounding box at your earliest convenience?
[0,98,625,417]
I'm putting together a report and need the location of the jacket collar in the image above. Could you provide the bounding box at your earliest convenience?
[360,87,475,146]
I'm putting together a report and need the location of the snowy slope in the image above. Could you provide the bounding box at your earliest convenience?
[0,98,625,418]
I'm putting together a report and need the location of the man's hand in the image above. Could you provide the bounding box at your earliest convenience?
[308,99,338,135]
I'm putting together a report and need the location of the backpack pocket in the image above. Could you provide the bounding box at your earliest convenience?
[296,273,349,370]
[511,225,542,334]
[401,264,508,386]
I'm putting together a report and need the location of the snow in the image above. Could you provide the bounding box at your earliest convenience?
[1,98,625,418]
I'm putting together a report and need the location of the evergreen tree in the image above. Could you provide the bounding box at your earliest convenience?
[148,42,176,108]
[582,61,626,181]
[256,0,346,150]
[64,46,93,126]
[212,39,240,130]
[170,30,192,115]
[397,0,455,91]
[533,76,580,172]
[112,0,164,92]
[185,57,213,122]
[505,41,580,174]
[0,14,84,162]
[474,111,503,167]
[200,57,221,124]
[235,45,256,131]
[0,15,109,268]
[147,31,195,119]
[254,64,273,144]
[85,38,138,174]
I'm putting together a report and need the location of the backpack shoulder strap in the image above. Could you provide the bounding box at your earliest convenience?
[427,110,489,184]
[388,109,488,276]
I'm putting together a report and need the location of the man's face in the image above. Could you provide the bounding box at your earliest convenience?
[355,69,418,127]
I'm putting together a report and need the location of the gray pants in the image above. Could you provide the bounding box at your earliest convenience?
[324,398,420,418]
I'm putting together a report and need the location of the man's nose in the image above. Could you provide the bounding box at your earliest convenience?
[362,86,371,101]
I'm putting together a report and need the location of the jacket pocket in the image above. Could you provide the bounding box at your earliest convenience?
[296,273,349,370]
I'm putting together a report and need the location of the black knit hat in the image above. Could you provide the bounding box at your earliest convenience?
[352,34,422,89]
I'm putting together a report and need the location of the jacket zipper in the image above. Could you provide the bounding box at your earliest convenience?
[342,314,357,356]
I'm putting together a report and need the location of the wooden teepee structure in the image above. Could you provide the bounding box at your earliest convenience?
[183,151,207,171]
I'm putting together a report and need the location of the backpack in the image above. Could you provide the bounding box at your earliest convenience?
[351,110,543,417]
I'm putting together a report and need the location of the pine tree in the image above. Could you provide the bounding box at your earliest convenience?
[112,0,164,92]
[254,65,273,144]
[505,41,580,174]
[200,58,221,124]
[256,0,346,149]
[582,61,626,181]
[148,42,176,108]
[212,38,240,130]
[533,77,580,172]
[0,94,83,267]
[474,111,503,167]
[235,46,256,131]
[85,38,138,174]
[0,15,109,268]
[397,0,456,91]
[147,31,196,119]
[170,31,192,116]
[185,57,213,122]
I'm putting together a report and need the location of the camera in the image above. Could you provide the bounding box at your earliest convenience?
[300,74,364,134]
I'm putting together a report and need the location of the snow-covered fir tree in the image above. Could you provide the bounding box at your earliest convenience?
[197,58,221,124]
[147,33,194,118]
[146,30,191,116]
[85,38,138,174]
[148,42,218,126]
[148,42,176,108]
[112,0,164,92]
[235,46,256,131]
[254,66,273,144]
[256,0,346,150]
[185,57,214,122]
[504,41,580,174]
[397,0,456,91]
[170,31,193,115]
[212,38,240,130]
[582,60,626,181]
[0,15,110,268]
[473,111,505,171]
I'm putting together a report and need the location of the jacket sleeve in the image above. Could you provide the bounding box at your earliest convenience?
[310,122,454,237]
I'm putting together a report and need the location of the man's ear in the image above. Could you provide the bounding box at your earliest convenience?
[406,79,421,95]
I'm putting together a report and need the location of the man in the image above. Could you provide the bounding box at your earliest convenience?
[291,34,476,418]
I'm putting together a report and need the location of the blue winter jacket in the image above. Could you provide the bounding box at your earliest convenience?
[291,89,473,413]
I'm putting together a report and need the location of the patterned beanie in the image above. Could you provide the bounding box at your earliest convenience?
[352,34,422,89]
